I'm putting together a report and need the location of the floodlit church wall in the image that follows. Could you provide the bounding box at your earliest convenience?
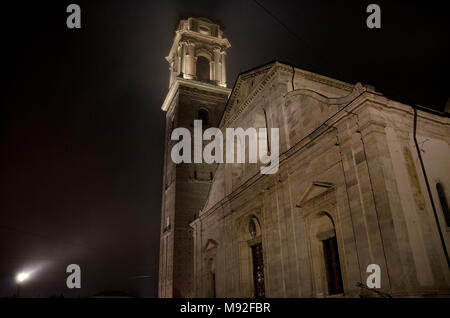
[334,100,450,295]
[375,103,450,291]
[194,78,450,297]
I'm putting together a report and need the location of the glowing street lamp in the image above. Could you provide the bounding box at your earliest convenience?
[16,272,30,283]
[15,271,31,297]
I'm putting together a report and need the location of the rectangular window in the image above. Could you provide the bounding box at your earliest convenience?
[323,236,344,295]
[437,183,450,227]
[212,272,216,298]
[251,242,265,298]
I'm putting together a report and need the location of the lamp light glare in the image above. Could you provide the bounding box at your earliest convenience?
[16,272,30,283]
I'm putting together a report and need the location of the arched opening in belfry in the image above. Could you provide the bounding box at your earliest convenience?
[196,56,210,82]
[198,108,209,124]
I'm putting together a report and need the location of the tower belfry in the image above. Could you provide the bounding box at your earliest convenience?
[165,17,230,89]
[158,17,231,298]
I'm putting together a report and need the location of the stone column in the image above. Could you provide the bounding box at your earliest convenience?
[169,60,175,88]
[176,44,182,76]
[184,41,196,79]
[179,41,186,76]
[213,47,222,84]
[209,60,215,82]
[220,51,227,87]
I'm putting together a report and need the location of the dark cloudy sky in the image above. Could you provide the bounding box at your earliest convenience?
[1,1,448,297]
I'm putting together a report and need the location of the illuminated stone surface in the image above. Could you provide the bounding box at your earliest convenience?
[159,18,450,298]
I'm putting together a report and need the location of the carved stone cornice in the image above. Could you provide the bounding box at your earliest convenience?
[277,63,354,92]
[161,78,231,111]
[166,30,230,62]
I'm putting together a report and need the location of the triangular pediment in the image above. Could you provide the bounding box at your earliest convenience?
[220,62,277,127]
[299,182,335,205]
[204,239,218,251]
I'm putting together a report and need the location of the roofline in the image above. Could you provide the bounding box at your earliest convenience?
[217,61,279,127]
[220,59,449,120]
[414,104,449,118]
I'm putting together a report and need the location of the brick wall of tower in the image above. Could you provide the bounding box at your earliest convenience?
[159,83,229,297]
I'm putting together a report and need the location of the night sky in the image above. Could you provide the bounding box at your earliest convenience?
[1,1,448,297]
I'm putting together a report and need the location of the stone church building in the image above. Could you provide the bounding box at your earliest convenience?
[158,17,450,298]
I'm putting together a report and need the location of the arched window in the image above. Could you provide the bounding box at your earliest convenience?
[247,216,265,298]
[198,108,209,124]
[320,213,343,295]
[196,56,210,82]
[436,182,450,227]
[323,235,343,295]
[237,214,265,298]
[309,211,343,296]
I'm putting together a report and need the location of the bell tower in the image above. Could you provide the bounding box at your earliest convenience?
[158,17,231,298]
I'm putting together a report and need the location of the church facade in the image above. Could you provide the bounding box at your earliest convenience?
[159,17,450,298]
